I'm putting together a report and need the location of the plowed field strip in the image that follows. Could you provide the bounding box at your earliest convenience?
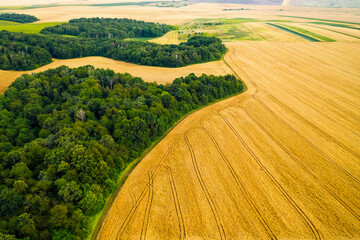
[140,169,155,240]
[253,97,360,185]
[241,106,360,221]
[219,112,322,240]
[184,132,227,240]
[201,122,277,240]
[114,130,190,239]
[165,166,186,239]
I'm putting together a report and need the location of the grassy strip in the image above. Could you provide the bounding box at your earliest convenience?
[267,23,321,42]
[278,15,360,25]
[89,68,247,240]
[279,23,336,42]
[0,22,65,33]
[309,22,360,31]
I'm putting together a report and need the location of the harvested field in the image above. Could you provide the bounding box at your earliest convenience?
[98,41,360,239]
[149,30,180,44]
[286,22,360,41]
[306,23,360,39]
[242,22,305,41]
[7,4,360,25]
[0,57,231,94]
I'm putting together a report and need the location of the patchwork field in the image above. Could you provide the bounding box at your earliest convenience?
[0,57,231,94]
[97,41,360,239]
[1,3,360,239]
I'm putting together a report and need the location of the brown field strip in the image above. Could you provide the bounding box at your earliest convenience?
[98,41,360,239]
[0,57,231,94]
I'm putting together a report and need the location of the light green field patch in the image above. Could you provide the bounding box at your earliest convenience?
[0,22,64,33]
[0,20,20,26]
[178,18,271,42]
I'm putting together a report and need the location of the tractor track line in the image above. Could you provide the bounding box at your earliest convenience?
[165,165,186,239]
[184,131,227,240]
[241,106,360,222]
[219,112,321,240]
[140,168,156,240]
[115,131,187,239]
[262,92,360,160]
[200,123,277,240]
[253,96,360,186]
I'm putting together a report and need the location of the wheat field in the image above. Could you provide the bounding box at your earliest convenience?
[97,41,360,239]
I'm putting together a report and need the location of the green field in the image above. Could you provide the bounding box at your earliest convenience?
[178,18,279,41]
[0,20,19,26]
[0,22,64,33]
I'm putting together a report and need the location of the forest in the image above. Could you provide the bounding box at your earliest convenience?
[0,65,243,239]
[0,18,227,70]
[40,18,174,39]
[0,39,52,70]
[0,13,39,23]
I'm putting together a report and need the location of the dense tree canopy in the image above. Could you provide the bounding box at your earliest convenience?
[0,39,52,70]
[0,66,244,239]
[0,13,39,23]
[0,18,227,70]
[41,18,174,39]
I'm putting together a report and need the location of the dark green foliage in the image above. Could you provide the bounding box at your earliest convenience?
[41,17,174,39]
[0,65,243,239]
[0,40,52,70]
[0,13,39,23]
[0,18,226,70]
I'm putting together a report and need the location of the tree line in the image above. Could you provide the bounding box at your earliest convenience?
[0,13,39,23]
[0,18,227,70]
[0,39,52,70]
[0,65,244,239]
[41,18,174,39]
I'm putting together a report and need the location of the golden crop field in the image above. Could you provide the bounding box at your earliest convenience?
[149,31,180,44]
[98,41,360,239]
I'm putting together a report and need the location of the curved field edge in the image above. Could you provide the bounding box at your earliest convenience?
[0,56,231,94]
[90,80,247,240]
